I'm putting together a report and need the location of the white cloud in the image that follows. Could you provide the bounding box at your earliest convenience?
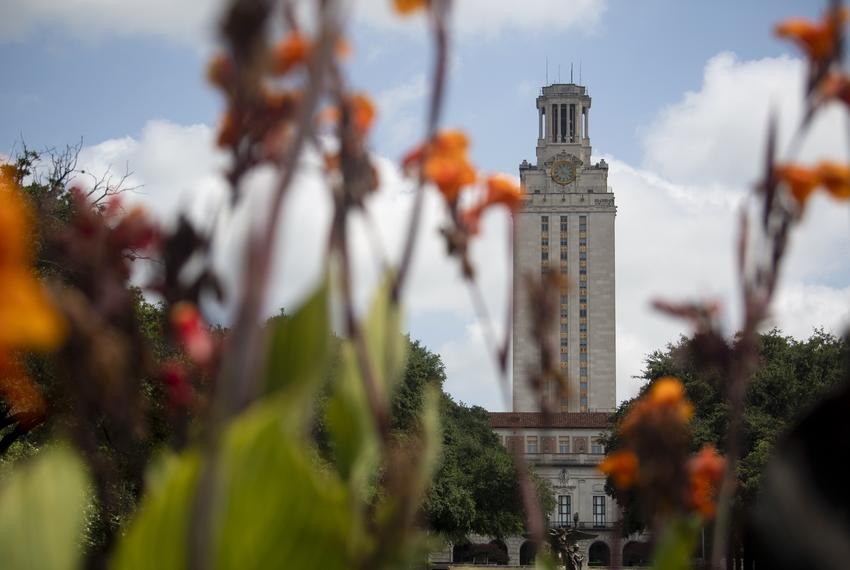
[72,121,514,405]
[642,52,847,188]
[0,0,223,47]
[69,47,850,410]
[0,0,606,46]
[353,0,607,39]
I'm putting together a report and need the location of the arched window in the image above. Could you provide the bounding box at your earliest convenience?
[588,541,611,567]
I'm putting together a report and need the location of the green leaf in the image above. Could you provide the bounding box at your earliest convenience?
[325,340,380,491]
[214,400,355,570]
[651,514,701,570]
[111,451,201,570]
[264,275,330,409]
[363,272,407,403]
[0,444,90,570]
[114,402,360,570]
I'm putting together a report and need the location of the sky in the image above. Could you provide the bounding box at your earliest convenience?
[3,0,850,411]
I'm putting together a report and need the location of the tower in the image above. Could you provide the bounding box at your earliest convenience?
[512,83,616,413]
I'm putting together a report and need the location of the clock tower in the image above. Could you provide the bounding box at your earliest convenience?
[512,83,617,413]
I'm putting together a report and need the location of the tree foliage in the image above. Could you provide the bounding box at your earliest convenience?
[604,329,849,535]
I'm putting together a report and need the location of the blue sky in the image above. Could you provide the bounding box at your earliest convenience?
[3,0,849,410]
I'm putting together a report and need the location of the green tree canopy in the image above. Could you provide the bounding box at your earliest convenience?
[604,329,849,535]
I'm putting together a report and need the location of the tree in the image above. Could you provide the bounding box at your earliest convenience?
[603,329,849,542]
[390,338,554,542]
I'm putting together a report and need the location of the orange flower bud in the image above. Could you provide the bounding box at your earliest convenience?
[775,7,847,64]
[598,449,639,490]
[272,32,310,75]
[484,174,524,213]
[207,52,234,89]
[393,0,428,15]
[775,164,820,206]
[171,302,214,367]
[403,129,477,203]
[816,161,850,200]
[687,445,726,519]
[351,93,376,136]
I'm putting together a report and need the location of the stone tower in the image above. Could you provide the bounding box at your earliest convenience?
[512,83,616,413]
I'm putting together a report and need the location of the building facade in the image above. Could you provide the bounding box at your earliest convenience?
[430,82,635,569]
[512,82,616,414]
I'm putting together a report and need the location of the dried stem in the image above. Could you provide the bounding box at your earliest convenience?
[391,0,449,304]
[188,4,339,568]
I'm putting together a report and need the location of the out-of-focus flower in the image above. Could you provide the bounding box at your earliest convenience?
[0,172,65,350]
[816,161,850,200]
[160,361,193,409]
[599,449,639,490]
[171,302,214,367]
[687,445,726,519]
[403,130,476,203]
[461,175,524,235]
[207,52,235,89]
[272,32,310,76]
[393,0,428,15]
[622,376,694,434]
[0,355,46,428]
[775,7,848,65]
[351,93,376,136]
[775,164,820,206]
[217,111,238,148]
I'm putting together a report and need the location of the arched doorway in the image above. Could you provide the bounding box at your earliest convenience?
[489,540,508,565]
[622,541,651,566]
[588,541,611,567]
[519,540,537,565]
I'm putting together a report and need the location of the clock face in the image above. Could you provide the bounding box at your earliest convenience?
[551,160,576,185]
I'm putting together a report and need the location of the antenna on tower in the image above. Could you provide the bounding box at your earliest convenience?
[558,64,561,83]
[546,56,549,86]
[570,62,574,83]
[579,60,582,85]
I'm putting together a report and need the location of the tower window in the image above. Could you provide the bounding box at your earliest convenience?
[551,104,558,143]
[560,103,567,143]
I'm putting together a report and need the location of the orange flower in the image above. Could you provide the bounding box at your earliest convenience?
[484,174,524,212]
[0,355,46,429]
[0,175,65,350]
[816,161,850,200]
[775,164,820,206]
[393,0,428,15]
[171,302,213,367]
[460,175,524,235]
[775,7,847,64]
[687,445,726,519]
[207,52,234,89]
[272,32,310,75]
[598,449,639,490]
[216,111,238,148]
[622,376,694,434]
[403,130,477,203]
[351,93,376,136]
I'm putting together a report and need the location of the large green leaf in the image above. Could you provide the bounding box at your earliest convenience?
[363,273,407,402]
[114,395,359,570]
[325,340,380,491]
[264,274,330,414]
[110,451,201,570]
[0,444,89,570]
[214,400,355,570]
[651,514,701,570]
